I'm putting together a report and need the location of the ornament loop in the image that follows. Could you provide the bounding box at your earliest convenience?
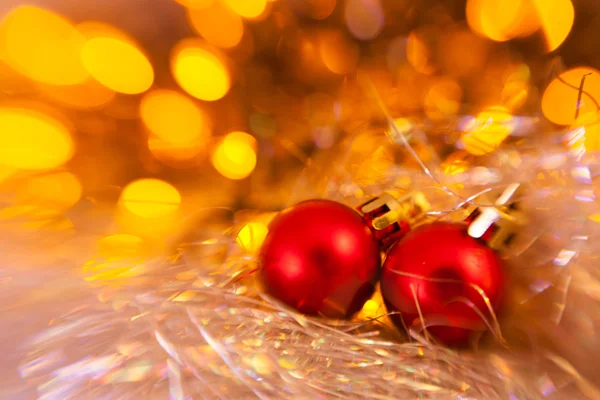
[465,183,526,251]
[358,190,431,248]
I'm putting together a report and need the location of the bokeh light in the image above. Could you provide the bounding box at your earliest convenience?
[532,0,574,52]
[0,6,87,85]
[236,222,268,253]
[501,64,531,110]
[187,2,244,48]
[97,234,146,258]
[38,79,116,110]
[223,0,267,19]
[542,67,600,126]
[407,31,435,75]
[461,106,515,156]
[16,171,82,211]
[148,136,206,165]
[466,0,573,51]
[81,37,154,94]
[141,90,211,144]
[424,78,463,120]
[119,179,181,218]
[290,0,337,20]
[344,0,385,41]
[318,30,360,75]
[171,41,231,101]
[212,132,257,180]
[567,111,600,156]
[0,108,74,170]
[467,0,541,42]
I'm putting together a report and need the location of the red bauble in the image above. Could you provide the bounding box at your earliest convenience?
[381,222,505,346]
[260,199,381,318]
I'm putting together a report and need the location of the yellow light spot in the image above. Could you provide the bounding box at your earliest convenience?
[542,67,600,126]
[0,6,87,85]
[0,108,74,170]
[187,2,243,48]
[120,179,181,218]
[424,78,462,120]
[461,106,514,156]
[531,0,574,52]
[171,42,231,101]
[141,90,211,144]
[212,132,257,180]
[16,171,82,211]
[237,222,268,253]
[318,29,360,75]
[81,37,154,94]
[38,79,115,110]
[223,0,267,18]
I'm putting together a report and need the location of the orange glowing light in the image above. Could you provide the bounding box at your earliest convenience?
[407,32,435,75]
[0,108,74,170]
[188,2,244,48]
[223,0,267,19]
[141,90,211,144]
[466,0,541,42]
[212,132,257,180]
[439,29,489,78]
[81,37,154,95]
[0,6,88,85]
[38,79,115,110]
[344,0,384,41]
[542,67,600,126]
[120,179,181,218]
[318,30,360,75]
[461,106,514,156]
[171,42,231,101]
[424,78,463,120]
[16,171,82,211]
[531,0,574,52]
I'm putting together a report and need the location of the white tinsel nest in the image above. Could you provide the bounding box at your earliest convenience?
[4,124,600,400]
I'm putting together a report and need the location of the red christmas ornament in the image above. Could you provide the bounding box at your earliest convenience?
[259,199,381,318]
[381,222,505,345]
[381,184,524,346]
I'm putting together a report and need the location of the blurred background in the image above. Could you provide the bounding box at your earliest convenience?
[1,0,600,397]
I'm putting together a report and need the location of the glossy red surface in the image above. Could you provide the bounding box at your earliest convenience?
[259,199,381,318]
[381,222,505,346]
